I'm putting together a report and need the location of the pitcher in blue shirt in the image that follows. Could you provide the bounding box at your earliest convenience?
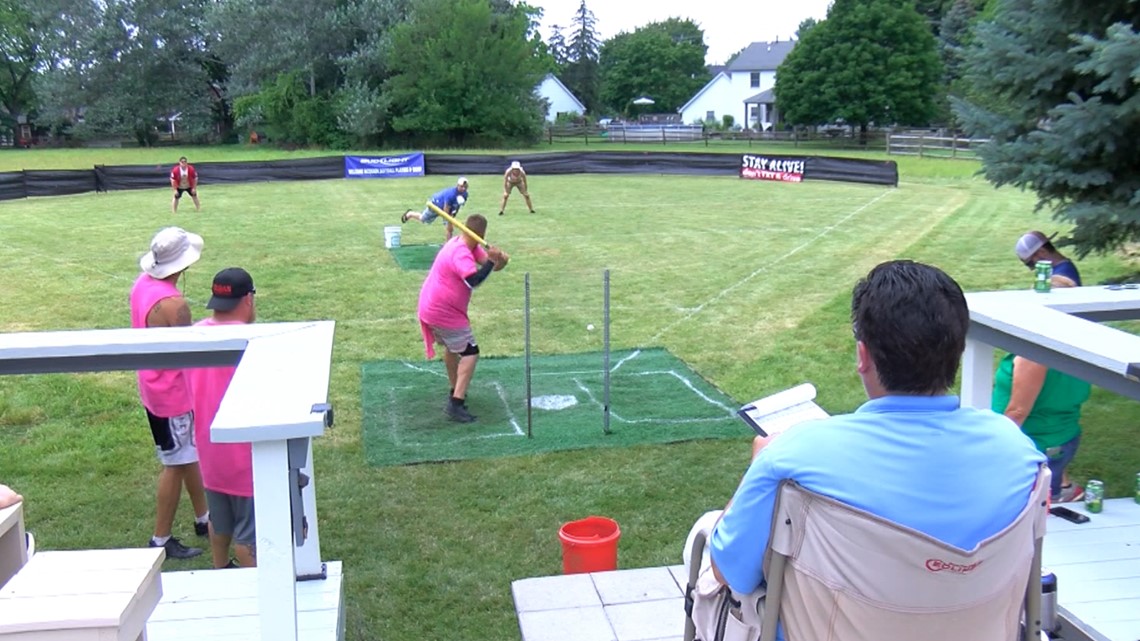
[402,177,470,240]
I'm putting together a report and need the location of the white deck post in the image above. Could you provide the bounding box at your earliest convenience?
[961,336,994,409]
[294,439,324,579]
[0,321,338,641]
[251,439,299,641]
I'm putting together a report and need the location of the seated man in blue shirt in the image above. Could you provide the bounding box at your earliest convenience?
[1014,230,1081,285]
[709,260,1045,639]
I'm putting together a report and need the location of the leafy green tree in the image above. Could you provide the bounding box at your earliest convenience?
[382,0,547,145]
[0,0,40,128]
[598,18,710,115]
[954,0,1140,257]
[796,18,818,39]
[37,0,220,145]
[209,0,349,99]
[775,0,943,136]
[561,0,600,112]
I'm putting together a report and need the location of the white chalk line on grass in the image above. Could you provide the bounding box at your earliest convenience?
[609,349,642,374]
[1,238,137,285]
[383,382,519,447]
[647,189,895,343]
[382,361,737,447]
[0,237,206,304]
[630,370,736,415]
[486,381,524,438]
[400,361,448,378]
[572,377,730,426]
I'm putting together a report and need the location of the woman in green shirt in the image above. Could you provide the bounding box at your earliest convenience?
[991,276,1091,502]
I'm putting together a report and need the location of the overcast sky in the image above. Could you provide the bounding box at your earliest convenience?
[532,0,835,65]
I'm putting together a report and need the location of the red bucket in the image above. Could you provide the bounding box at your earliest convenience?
[558,516,621,574]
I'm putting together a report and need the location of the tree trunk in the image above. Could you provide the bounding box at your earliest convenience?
[860,123,869,146]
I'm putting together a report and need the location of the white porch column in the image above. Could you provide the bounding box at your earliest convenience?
[252,440,299,641]
[960,336,994,409]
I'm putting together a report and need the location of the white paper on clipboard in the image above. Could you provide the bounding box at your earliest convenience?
[736,383,829,437]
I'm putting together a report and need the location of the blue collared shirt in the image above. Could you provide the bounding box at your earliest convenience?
[711,395,1044,600]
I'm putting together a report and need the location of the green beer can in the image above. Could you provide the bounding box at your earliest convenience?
[1135,472,1140,504]
[1035,261,1053,293]
[1085,479,1104,513]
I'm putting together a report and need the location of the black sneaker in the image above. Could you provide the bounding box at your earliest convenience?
[498,211,504,216]
[444,403,477,423]
[223,559,240,569]
[149,536,203,560]
[194,520,209,537]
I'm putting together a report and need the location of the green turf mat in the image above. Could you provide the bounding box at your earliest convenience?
[389,243,441,270]
[361,348,749,466]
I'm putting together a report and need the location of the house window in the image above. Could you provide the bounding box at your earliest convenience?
[706,110,715,121]
[750,72,760,88]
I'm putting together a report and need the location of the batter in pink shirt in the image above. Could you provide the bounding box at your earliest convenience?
[416,214,510,423]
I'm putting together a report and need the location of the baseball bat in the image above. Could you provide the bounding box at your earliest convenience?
[426,202,487,247]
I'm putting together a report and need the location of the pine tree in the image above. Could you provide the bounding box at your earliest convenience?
[954,0,1140,256]
[561,0,600,113]
[939,0,975,85]
[547,24,569,71]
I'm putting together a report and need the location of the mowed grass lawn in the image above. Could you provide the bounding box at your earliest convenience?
[2,155,1139,640]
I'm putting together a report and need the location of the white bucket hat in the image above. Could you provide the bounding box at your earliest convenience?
[140,227,203,279]
[510,161,522,170]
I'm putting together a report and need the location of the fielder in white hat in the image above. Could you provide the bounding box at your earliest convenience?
[499,161,535,216]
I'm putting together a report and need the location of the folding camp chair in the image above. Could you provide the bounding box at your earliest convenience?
[684,465,1050,641]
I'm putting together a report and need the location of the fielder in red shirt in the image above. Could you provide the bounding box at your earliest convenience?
[170,156,201,214]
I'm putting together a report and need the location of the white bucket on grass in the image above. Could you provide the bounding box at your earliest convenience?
[384,226,402,249]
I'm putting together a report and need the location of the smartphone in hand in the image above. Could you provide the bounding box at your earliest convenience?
[1049,506,1090,524]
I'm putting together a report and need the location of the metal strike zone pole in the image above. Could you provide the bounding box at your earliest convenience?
[525,272,533,439]
[603,269,611,435]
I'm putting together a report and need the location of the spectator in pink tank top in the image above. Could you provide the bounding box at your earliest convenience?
[187,267,258,569]
[130,226,210,560]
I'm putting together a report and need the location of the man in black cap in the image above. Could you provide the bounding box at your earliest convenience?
[1014,231,1082,285]
[187,268,258,568]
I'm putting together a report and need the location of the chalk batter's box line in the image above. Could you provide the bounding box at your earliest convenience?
[381,363,736,447]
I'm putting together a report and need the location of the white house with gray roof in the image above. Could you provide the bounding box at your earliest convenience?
[535,73,586,122]
[679,40,795,130]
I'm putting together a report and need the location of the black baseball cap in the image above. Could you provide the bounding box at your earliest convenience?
[206,267,255,311]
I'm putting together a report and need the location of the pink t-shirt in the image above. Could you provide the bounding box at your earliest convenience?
[186,317,253,497]
[417,237,488,358]
[129,273,193,417]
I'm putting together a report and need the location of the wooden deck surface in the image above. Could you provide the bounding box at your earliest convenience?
[147,561,344,641]
[1044,498,1140,641]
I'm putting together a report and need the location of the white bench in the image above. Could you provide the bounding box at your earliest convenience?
[0,503,27,589]
[0,548,164,641]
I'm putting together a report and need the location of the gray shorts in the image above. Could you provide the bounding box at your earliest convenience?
[205,489,256,546]
[428,325,477,354]
[145,409,198,466]
[420,203,440,224]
